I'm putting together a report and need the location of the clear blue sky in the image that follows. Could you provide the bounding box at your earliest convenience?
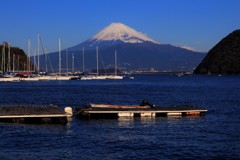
[1,0,240,53]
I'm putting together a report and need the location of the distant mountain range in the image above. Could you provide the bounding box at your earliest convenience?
[39,23,205,72]
[194,29,240,74]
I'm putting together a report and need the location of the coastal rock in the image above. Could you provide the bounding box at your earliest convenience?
[194,29,240,74]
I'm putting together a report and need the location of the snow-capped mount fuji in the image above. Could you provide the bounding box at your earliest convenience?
[90,22,158,44]
[70,22,159,50]
[44,23,205,72]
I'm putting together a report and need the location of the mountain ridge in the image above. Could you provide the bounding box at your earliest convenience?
[42,23,205,72]
[69,22,159,50]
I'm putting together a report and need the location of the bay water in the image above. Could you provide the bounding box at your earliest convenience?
[0,74,239,159]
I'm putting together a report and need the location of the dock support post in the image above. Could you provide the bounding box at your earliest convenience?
[118,112,134,117]
[167,112,182,116]
[141,112,155,117]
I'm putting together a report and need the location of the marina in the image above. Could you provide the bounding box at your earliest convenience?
[0,74,126,82]
[0,0,239,159]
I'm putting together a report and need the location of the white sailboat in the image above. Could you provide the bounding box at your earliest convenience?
[20,40,39,81]
[35,33,51,81]
[0,44,14,82]
[1,43,6,74]
[56,38,73,80]
[81,46,107,80]
[106,50,123,80]
[0,43,20,82]
[92,46,107,79]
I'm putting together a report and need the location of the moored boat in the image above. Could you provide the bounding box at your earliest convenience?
[90,103,151,109]
[78,100,208,118]
[56,76,71,80]
[37,76,51,81]
[105,75,123,80]
[80,75,107,80]
[0,77,20,82]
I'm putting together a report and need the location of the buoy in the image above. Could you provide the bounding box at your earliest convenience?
[64,107,73,117]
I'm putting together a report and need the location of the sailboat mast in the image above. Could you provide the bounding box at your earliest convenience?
[18,55,19,71]
[96,46,98,75]
[82,48,84,73]
[115,50,117,76]
[59,38,61,76]
[1,44,5,72]
[38,33,40,71]
[66,49,68,76]
[33,49,36,72]
[8,43,11,71]
[44,48,48,73]
[72,53,74,73]
[13,54,15,72]
[28,39,31,73]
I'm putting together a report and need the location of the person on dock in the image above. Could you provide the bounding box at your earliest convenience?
[139,99,155,108]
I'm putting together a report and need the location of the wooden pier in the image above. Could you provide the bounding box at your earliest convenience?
[77,105,207,119]
[0,105,73,124]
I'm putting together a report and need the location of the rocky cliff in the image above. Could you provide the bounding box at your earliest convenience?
[194,29,240,74]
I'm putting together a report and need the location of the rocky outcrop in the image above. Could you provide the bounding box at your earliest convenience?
[194,29,240,74]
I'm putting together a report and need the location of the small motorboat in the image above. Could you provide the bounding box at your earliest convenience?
[90,103,151,109]
[89,99,154,109]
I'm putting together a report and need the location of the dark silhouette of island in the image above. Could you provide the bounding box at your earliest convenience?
[194,29,240,74]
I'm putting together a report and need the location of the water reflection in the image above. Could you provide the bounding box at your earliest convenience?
[117,117,134,128]
[117,116,202,128]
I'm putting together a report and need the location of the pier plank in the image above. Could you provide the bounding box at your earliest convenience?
[0,105,65,116]
[0,105,70,124]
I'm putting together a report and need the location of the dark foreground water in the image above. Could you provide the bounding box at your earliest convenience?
[0,74,240,159]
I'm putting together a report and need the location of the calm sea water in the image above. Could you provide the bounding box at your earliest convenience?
[0,74,240,159]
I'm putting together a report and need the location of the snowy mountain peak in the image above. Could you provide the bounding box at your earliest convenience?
[90,22,159,44]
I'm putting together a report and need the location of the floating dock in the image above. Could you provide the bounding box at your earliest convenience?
[77,104,207,118]
[0,105,73,124]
